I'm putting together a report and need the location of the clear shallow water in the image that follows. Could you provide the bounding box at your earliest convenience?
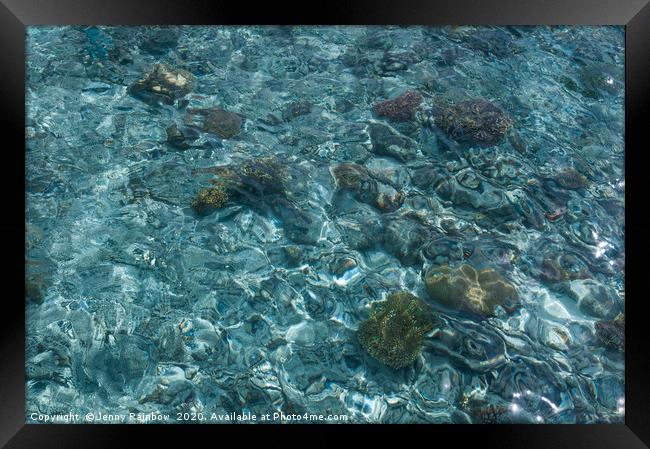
[25,26,624,424]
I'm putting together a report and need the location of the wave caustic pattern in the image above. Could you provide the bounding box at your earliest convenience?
[25,25,625,424]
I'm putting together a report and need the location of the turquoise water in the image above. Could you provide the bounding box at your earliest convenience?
[25,26,624,424]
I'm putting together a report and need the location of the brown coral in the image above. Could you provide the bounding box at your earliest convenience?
[424,264,519,317]
[373,91,423,122]
[433,99,513,147]
[191,184,228,214]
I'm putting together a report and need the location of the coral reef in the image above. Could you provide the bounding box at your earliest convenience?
[196,157,290,199]
[431,99,514,146]
[373,91,423,122]
[424,264,519,317]
[191,184,228,214]
[25,25,625,424]
[238,157,287,193]
[357,291,436,369]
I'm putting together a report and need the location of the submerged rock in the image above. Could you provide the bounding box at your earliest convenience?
[424,264,519,317]
[332,163,404,212]
[25,273,47,305]
[464,240,520,271]
[368,123,417,161]
[283,245,304,266]
[128,63,195,106]
[525,237,596,285]
[26,260,52,305]
[382,212,435,266]
[138,367,197,406]
[430,169,518,222]
[577,62,623,100]
[358,291,436,369]
[328,255,358,277]
[373,91,422,122]
[184,107,243,139]
[282,101,312,121]
[25,25,626,423]
[157,324,187,361]
[25,254,55,305]
[269,196,323,244]
[139,27,180,55]
[564,279,622,319]
[427,318,508,372]
[554,168,589,190]
[536,254,591,284]
[333,205,385,250]
[340,47,372,76]
[238,157,289,195]
[166,123,200,149]
[464,29,519,58]
[358,30,394,50]
[430,99,513,147]
[594,314,624,352]
[377,50,422,74]
[455,168,481,189]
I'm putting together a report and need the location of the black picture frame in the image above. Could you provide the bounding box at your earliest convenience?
[2,1,648,447]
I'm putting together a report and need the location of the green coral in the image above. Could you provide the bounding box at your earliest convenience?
[240,157,286,189]
[191,184,228,214]
[424,264,518,317]
[358,291,435,369]
[190,156,289,218]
